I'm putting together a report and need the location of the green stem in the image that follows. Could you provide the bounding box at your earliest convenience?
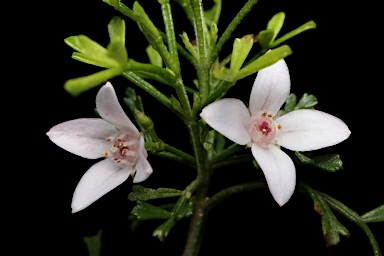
[164,143,196,166]
[114,1,196,66]
[190,0,207,61]
[161,2,181,75]
[209,0,259,67]
[122,71,172,109]
[211,154,251,169]
[208,143,243,164]
[127,60,176,84]
[205,181,265,211]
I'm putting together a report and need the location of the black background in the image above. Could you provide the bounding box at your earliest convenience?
[24,0,383,255]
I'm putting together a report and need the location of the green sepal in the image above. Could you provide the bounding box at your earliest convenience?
[65,35,119,68]
[235,45,292,81]
[271,20,316,48]
[107,16,128,65]
[152,219,176,242]
[83,229,102,256]
[361,204,384,223]
[64,68,122,96]
[230,34,254,72]
[295,152,344,172]
[131,200,173,220]
[128,185,182,201]
[158,0,169,4]
[102,0,120,9]
[146,45,163,67]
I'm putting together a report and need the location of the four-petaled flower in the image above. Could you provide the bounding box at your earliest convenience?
[200,59,350,206]
[47,82,153,213]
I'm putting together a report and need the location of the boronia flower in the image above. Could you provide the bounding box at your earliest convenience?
[47,82,153,213]
[200,59,350,206]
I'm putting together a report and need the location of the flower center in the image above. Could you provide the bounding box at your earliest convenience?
[247,111,282,147]
[103,131,140,167]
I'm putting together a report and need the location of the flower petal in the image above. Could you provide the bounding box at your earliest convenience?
[133,136,153,183]
[276,109,351,151]
[249,59,290,115]
[71,158,131,213]
[96,82,139,135]
[200,98,251,145]
[46,118,117,159]
[251,144,296,206]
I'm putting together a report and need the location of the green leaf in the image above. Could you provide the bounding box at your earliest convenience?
[258,29,274,49]
[152,219,176,242]
[212,68,237,82]
[204,0,222,26]
[64,35,119,68]
[83,230,102,256]
[283,93,297,113]
[361,204,384,223]
[320,198,350,246]
[174,201,193,220]
[131,200,173,220]
[128,185,182,201]
[236,45,292,80]
[107,16,128,65]
[102,0,120,9]
[266,12,285,43]
[271,20,316,48]
[230,34,254,72]
[295,93,318,109]
[295,152,344,172]
[180,32,198,59]
[146,45,163,67]
[64,68,122,96]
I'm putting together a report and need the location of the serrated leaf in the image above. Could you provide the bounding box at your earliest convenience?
[295,93,318,109]
[131,200,173,220]
[128,185,182,201]
[283,93,297,113]
[64,68,122,96]
[83,230,102,256]
[295,152,343,172]
[361,204,384,223]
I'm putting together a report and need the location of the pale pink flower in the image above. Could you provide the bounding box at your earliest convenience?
[200,59,350,206]
[47,82,153,213]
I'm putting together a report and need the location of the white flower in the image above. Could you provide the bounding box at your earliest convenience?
[47,82,153,213]
[200,59,350,206]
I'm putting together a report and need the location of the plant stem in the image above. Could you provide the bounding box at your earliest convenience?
[209,0,259,67]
